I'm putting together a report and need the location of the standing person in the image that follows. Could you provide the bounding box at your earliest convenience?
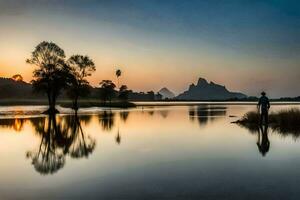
[257,91,270,124]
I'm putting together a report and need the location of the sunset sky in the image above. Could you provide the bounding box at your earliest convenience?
[0,0,299,97]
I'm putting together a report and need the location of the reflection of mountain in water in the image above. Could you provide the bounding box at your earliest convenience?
[189,106,227,126]
[24,114,95,175]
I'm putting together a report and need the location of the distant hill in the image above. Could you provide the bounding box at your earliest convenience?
[158,87,175,99]
[176,78,247,100]
[0,77,162,101]
[0,78,42,99]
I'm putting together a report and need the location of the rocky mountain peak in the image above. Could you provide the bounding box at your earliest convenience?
[176,77,247,100]
[197,78,208,86]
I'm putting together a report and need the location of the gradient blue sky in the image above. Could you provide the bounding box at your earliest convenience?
[0,0,299,97]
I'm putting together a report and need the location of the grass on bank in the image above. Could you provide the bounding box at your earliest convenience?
[234,108,300,135]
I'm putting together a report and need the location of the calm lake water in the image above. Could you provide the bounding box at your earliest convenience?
[0,104,300,200]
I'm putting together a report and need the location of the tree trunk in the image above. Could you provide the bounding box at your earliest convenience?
[73,96,79,112]
[43,91,58,114]
[44,92,59,114]
[47,91,51,107]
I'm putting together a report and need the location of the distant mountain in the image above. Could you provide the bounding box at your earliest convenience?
[158,87,175,99]
[0,77,39,99]
[176,77,247,100]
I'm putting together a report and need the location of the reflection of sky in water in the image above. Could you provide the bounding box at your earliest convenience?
[0,105,300,199]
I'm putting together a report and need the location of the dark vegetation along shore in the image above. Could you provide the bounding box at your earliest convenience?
[58,100,136,108]
[234,108,300,136]
[0,99,136,108]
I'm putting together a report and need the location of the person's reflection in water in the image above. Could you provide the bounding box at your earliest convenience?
[256,125,270,157]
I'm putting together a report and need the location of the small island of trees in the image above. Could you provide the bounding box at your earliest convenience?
[26,41,142,114]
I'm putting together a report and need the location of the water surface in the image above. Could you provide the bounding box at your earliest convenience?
[0,104,300,200]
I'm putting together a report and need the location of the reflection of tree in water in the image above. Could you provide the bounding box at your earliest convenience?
[77,115,93,126]
[98,110,129,144]
[115,129,121,145]
[26,115,66,175]
[0,118,26,132]
[117,111,131,144]
[120,111,129,122]
[99,111,115,131]
[26,114,95,175]
[159,110,169,118]
[61,115,95,159]
[146,107,155,116]
[116,111,131,144]
[189,106,227,126]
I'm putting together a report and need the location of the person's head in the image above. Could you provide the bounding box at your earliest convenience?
[261,91,266,96]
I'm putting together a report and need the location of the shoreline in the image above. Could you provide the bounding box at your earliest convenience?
[0,99,136,108]
[133,101,300,106]
[1,99,300,107]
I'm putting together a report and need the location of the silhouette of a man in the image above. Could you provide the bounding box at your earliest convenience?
[257,91,270,125]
